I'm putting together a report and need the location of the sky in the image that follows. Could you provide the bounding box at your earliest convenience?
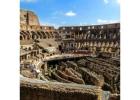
[20,0,120,28]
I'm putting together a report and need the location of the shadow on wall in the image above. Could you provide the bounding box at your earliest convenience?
[20,86,98,100]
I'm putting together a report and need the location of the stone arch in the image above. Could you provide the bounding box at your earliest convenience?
[89,42,93,47]
[85,34,89,39]
[21,31,27,40]
[104,48,108,52]
[36,31,42,39]
[108,48,112,53]
[47,32,50,38]
[22,31,27,40]
[20,32,24,40]
[28,31,32,38]
[81,33,85,39]
[110,42,114,48]
[101,42,105,47]
[83,42,86,47]
[31,31,38,40]
[80,43,84,49]
[89,34,92,39]
[101,47,104,52]
[94,41,97,47]
[93,46,96,51]
[50,32,54,38]
[47,32,51,38]
[91,34,94,39]
[26,31,31,40]
[113,34,116,39]
[86,42,90,47]
[35,31,39,39]
[103,34,107,39]
[115,42,119,48]
[21,33,27,40]
[77,42,80,49]
[24,31,30,40]
[20,35,23,40]
[45,32,49,38]
[97,42,101,48]
[105,42,109,48]
[39,31,44,39]
[41,31,46,39]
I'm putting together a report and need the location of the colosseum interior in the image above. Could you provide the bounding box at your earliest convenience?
[20,9,120,100]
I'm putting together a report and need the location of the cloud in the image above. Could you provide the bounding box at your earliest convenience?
[117,0,120,4]
[103,0,120,4]
[65,11,76,17]
[97,19,119,24]
[104,0,109,4]
[20,0,37,3]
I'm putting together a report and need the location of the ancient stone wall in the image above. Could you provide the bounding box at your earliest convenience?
[20,9,40,26]
[20,86,98,100]
[59,23,120,56]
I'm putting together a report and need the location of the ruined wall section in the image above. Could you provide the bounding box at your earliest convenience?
[20,9,59,48]
[20,9,40,26]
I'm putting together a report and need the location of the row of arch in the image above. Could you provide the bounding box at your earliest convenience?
[62,28,120,40]
[75,41,119,48]
[63,41,120,53]
[75,33,119,40]
[63,41,119,49]
[20,30,55,40]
